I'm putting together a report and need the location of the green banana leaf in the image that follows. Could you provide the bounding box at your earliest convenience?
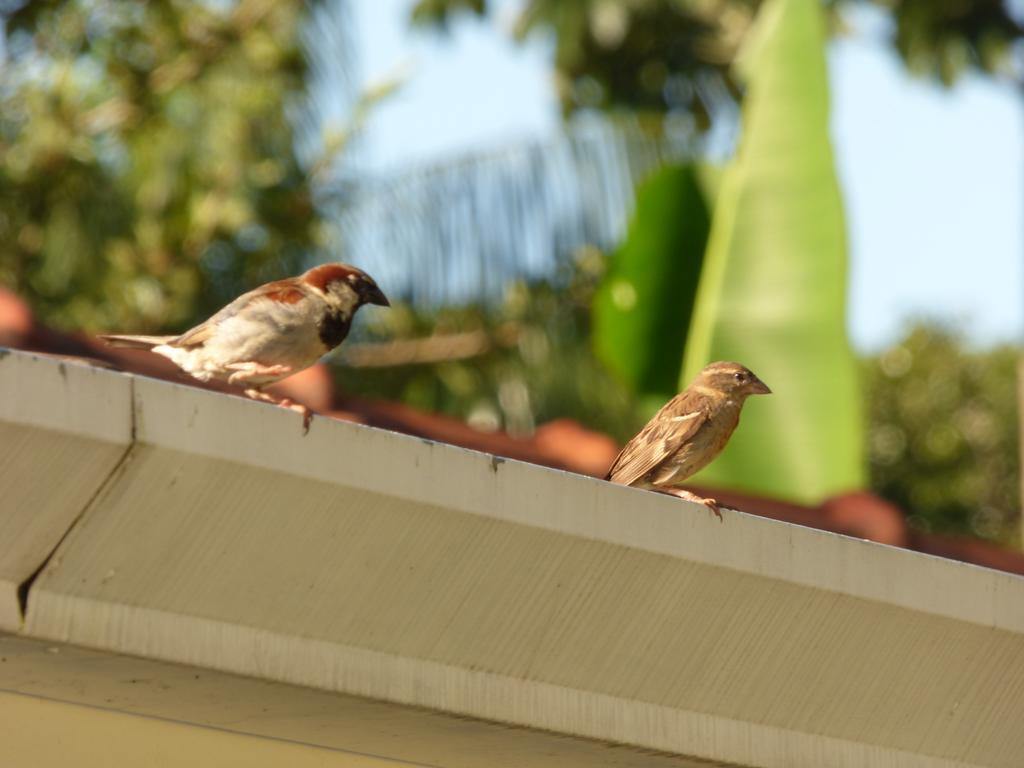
[593,164,710,407]
[681,0,865,502]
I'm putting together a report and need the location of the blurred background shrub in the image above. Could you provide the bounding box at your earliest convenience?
[865,324,1020,544]
[0,0,326,332]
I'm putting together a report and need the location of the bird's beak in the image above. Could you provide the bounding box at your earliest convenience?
[749,377,772,395]
[364,285,390,307]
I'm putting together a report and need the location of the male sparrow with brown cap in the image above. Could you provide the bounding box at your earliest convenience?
[100,262,389,432]
[605,361,771,517]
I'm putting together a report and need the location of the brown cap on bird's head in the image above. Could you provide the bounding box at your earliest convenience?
[696,361,772,396]
[304,262,390,307]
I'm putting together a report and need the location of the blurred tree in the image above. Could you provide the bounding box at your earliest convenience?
[413,0,753,127]
[411,0,1023,122]
[336,250,642,442]
[0,0,326,332]
[885,0,1024,86]
[864,324,1021,543]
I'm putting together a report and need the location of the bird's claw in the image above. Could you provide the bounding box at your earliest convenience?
[242,388,312,435]
[263,364,293,377]
[226,363,293,384]
[665,489,723,522]
[703,498,723,522]
[278,397,313,435]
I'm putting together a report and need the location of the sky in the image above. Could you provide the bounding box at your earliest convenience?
[351,0,1023,352]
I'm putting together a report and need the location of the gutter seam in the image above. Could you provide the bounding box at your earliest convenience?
[16,375,139,626]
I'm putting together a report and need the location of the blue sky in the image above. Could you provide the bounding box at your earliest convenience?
[351,0,1022,352]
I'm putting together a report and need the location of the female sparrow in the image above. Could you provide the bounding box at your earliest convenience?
[100,262,389,432]
[605,361,771,517]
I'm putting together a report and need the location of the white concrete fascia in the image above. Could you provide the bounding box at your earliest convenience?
[3,349,1023,768]
[0,350,131,630]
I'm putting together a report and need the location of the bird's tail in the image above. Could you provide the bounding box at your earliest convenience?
[98,334,176,351]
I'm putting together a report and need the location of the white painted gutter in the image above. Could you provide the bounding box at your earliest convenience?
[2,348,1022,768]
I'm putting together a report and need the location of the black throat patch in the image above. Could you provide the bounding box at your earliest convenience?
[318,308,352,350]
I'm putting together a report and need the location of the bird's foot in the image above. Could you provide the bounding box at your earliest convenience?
[279,398,313,435]
[665,489,722,521]
[243,388,313,435]
[226,362,293,385]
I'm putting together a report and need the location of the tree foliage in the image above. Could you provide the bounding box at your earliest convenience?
[864,325,1020,543]
[338,252,642,442]
[413,0,753,126]
[885,0,1024,86]
[0,0,323,332]
[411,0,1024,122]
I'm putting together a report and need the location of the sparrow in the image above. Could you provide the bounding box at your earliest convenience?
[100,262,389,432]
[605,361,771,518]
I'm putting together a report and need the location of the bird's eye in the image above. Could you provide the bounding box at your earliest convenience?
[734,372,745,382]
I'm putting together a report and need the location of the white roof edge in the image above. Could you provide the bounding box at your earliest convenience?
[6,348,1024,768]
[0,350,133,630]
[127,362,1024,633]
[0,348,132,442]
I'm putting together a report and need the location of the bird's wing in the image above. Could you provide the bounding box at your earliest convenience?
[170,279,313,349]
[605,397,708,487]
